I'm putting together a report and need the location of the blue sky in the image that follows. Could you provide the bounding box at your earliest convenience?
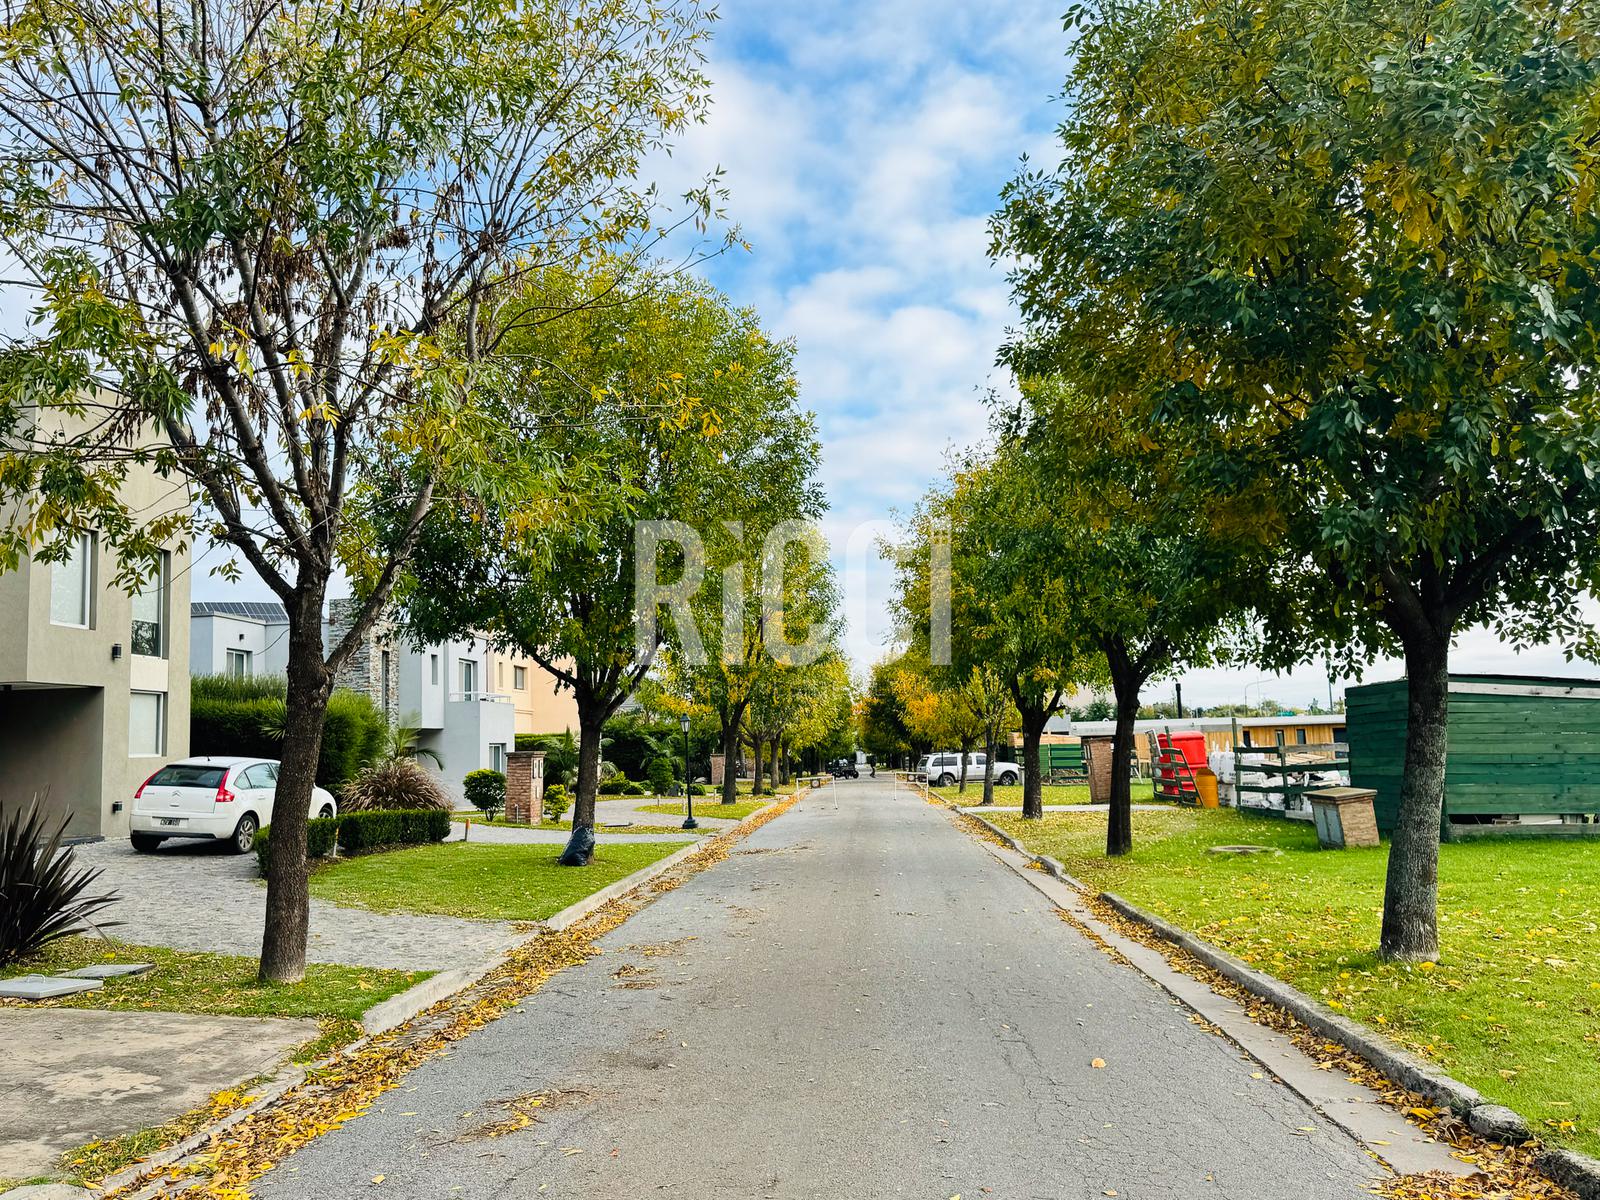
[182,0,1599,707]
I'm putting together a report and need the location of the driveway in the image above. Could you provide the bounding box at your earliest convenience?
[249,778,1382,1199]
[75,838,525,972]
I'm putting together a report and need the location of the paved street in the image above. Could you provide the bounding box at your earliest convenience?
[253,778,1382,1199]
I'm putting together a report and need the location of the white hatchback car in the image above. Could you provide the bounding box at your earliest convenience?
[130,757,338,854]
[920,752,1021,788]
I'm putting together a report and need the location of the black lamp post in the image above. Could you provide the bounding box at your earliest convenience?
[680,713,696,830]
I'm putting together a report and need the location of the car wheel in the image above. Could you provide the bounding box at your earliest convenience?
[999,772,1018,786]
[936,773,955,788]
[130,832,164,853]
[230,813,259,854]
[318,804,335,820]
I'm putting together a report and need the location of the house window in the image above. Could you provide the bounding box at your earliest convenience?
[514,665,527,691]
[129,691,165,756]
[430,653,439,685]
[490,742,507,773]
[1296,728,1308,745]
[226,648,253,677]
[49,531,93,627]
[1275,730,1286,748]
[460,658,477,697]
[497,661,505,688]
[1241,730,1254,748]
[130,550,168,657]
[381,649,392,714]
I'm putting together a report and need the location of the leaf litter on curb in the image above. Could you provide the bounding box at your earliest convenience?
[1071,896,1580,1200]
[99,793,805,1200]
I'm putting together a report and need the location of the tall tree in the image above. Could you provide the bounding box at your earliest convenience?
[401,266,818,861]
[0,0,716,980]
[994,0,1600,955]
[958,666,1020,806]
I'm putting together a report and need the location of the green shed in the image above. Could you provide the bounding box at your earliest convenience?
[1038,742,1086,779]
[1345,673,1600,838]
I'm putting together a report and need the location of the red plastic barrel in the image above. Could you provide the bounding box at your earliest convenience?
[1168,731,1208,770]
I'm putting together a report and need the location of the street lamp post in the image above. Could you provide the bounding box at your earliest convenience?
[681,713,696,831]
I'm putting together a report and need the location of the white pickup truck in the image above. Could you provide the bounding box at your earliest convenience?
[915,752,1020,788]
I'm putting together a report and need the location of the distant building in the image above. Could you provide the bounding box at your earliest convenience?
[190,600,291,678]
[1,425,191,840]
[485,646,579,736]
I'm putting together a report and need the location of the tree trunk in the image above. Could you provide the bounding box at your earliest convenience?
[259,590,332,984]
[772,736,785,787]
[981,733,996,805]
[1380,626,1451,961]
[561,701,605,866]
[720,710,741,804]
[1019,707,1048,819]
[1106,688,1140,858]
[751,736,765,797]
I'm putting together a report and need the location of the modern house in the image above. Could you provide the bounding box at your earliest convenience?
[191,600,292,678]
[0,443,191,840]
[486,646,579,736]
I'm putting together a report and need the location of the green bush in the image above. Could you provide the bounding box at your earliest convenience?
[189,677,385,791]
[597,778,629,796]
[253,816,340,874]
[543,783,571,823]
[336,808,451,855]
[1,799,119,966]
[646,757,675,796]
[624,780,648,797]
[463,769,506,819]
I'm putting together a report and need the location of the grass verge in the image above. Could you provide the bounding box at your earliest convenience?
[933,779,1159,806]
[0,936,422,1035]
[983,805,1600,1158]
[636,799,769,821]
[309,840,693,921]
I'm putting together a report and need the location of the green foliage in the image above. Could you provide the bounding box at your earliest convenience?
[189,681,385,792]
[516,731,577,787]
[645,756,677,795]
[462,769,506,819]
[542,784,572,823]
[0,799,119,966]
[341,759,451,812]
[254,817,340,874]
[335,809,452,855]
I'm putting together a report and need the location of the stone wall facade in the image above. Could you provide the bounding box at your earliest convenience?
[327,597,398,724]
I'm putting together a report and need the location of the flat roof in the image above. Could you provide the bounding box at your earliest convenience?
[191,600,288,623]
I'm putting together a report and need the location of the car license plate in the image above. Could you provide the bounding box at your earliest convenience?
[158,817,181,827]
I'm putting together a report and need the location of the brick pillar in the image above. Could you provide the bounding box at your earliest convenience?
[710,754,725,786]
[1084,736,1115,805]
[505,751,535,823]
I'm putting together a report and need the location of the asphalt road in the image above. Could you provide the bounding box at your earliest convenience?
[255,778,1381,1199]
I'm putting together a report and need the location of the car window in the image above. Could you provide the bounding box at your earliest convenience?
[259,762,279,785]
[147,764,227,789]
[235,765,262,789]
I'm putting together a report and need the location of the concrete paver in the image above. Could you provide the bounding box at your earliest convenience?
[251,779,1384,1199]
[0,1009,317,1180]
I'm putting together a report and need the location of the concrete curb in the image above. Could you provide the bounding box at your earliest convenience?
[360,838,705,1034]
[951,806,1600,1198]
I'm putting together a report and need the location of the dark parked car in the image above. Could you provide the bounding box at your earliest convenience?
[829,758,860,778]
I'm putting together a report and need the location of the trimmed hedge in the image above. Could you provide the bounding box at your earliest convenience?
[253,816,340,873]
[190,676,386,792]
[252,809,447,873]
[336,808,451,854]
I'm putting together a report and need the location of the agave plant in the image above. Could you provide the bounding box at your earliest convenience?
[340,758,452,812]
[1,797,120,967]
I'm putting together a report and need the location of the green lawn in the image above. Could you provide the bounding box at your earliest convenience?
[983,806,1600,1156]
[636,799,769,821]
[0,936,421,1057]
[934,779,1158,806]
[309,840,692,921]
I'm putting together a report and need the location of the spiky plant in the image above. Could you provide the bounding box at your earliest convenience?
[340,758,452,812]
[1,797,120,966]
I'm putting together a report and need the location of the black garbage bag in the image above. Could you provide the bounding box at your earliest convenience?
[559,823,596,866]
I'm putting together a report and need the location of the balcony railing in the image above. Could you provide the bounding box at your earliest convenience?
[447,690,512,704]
